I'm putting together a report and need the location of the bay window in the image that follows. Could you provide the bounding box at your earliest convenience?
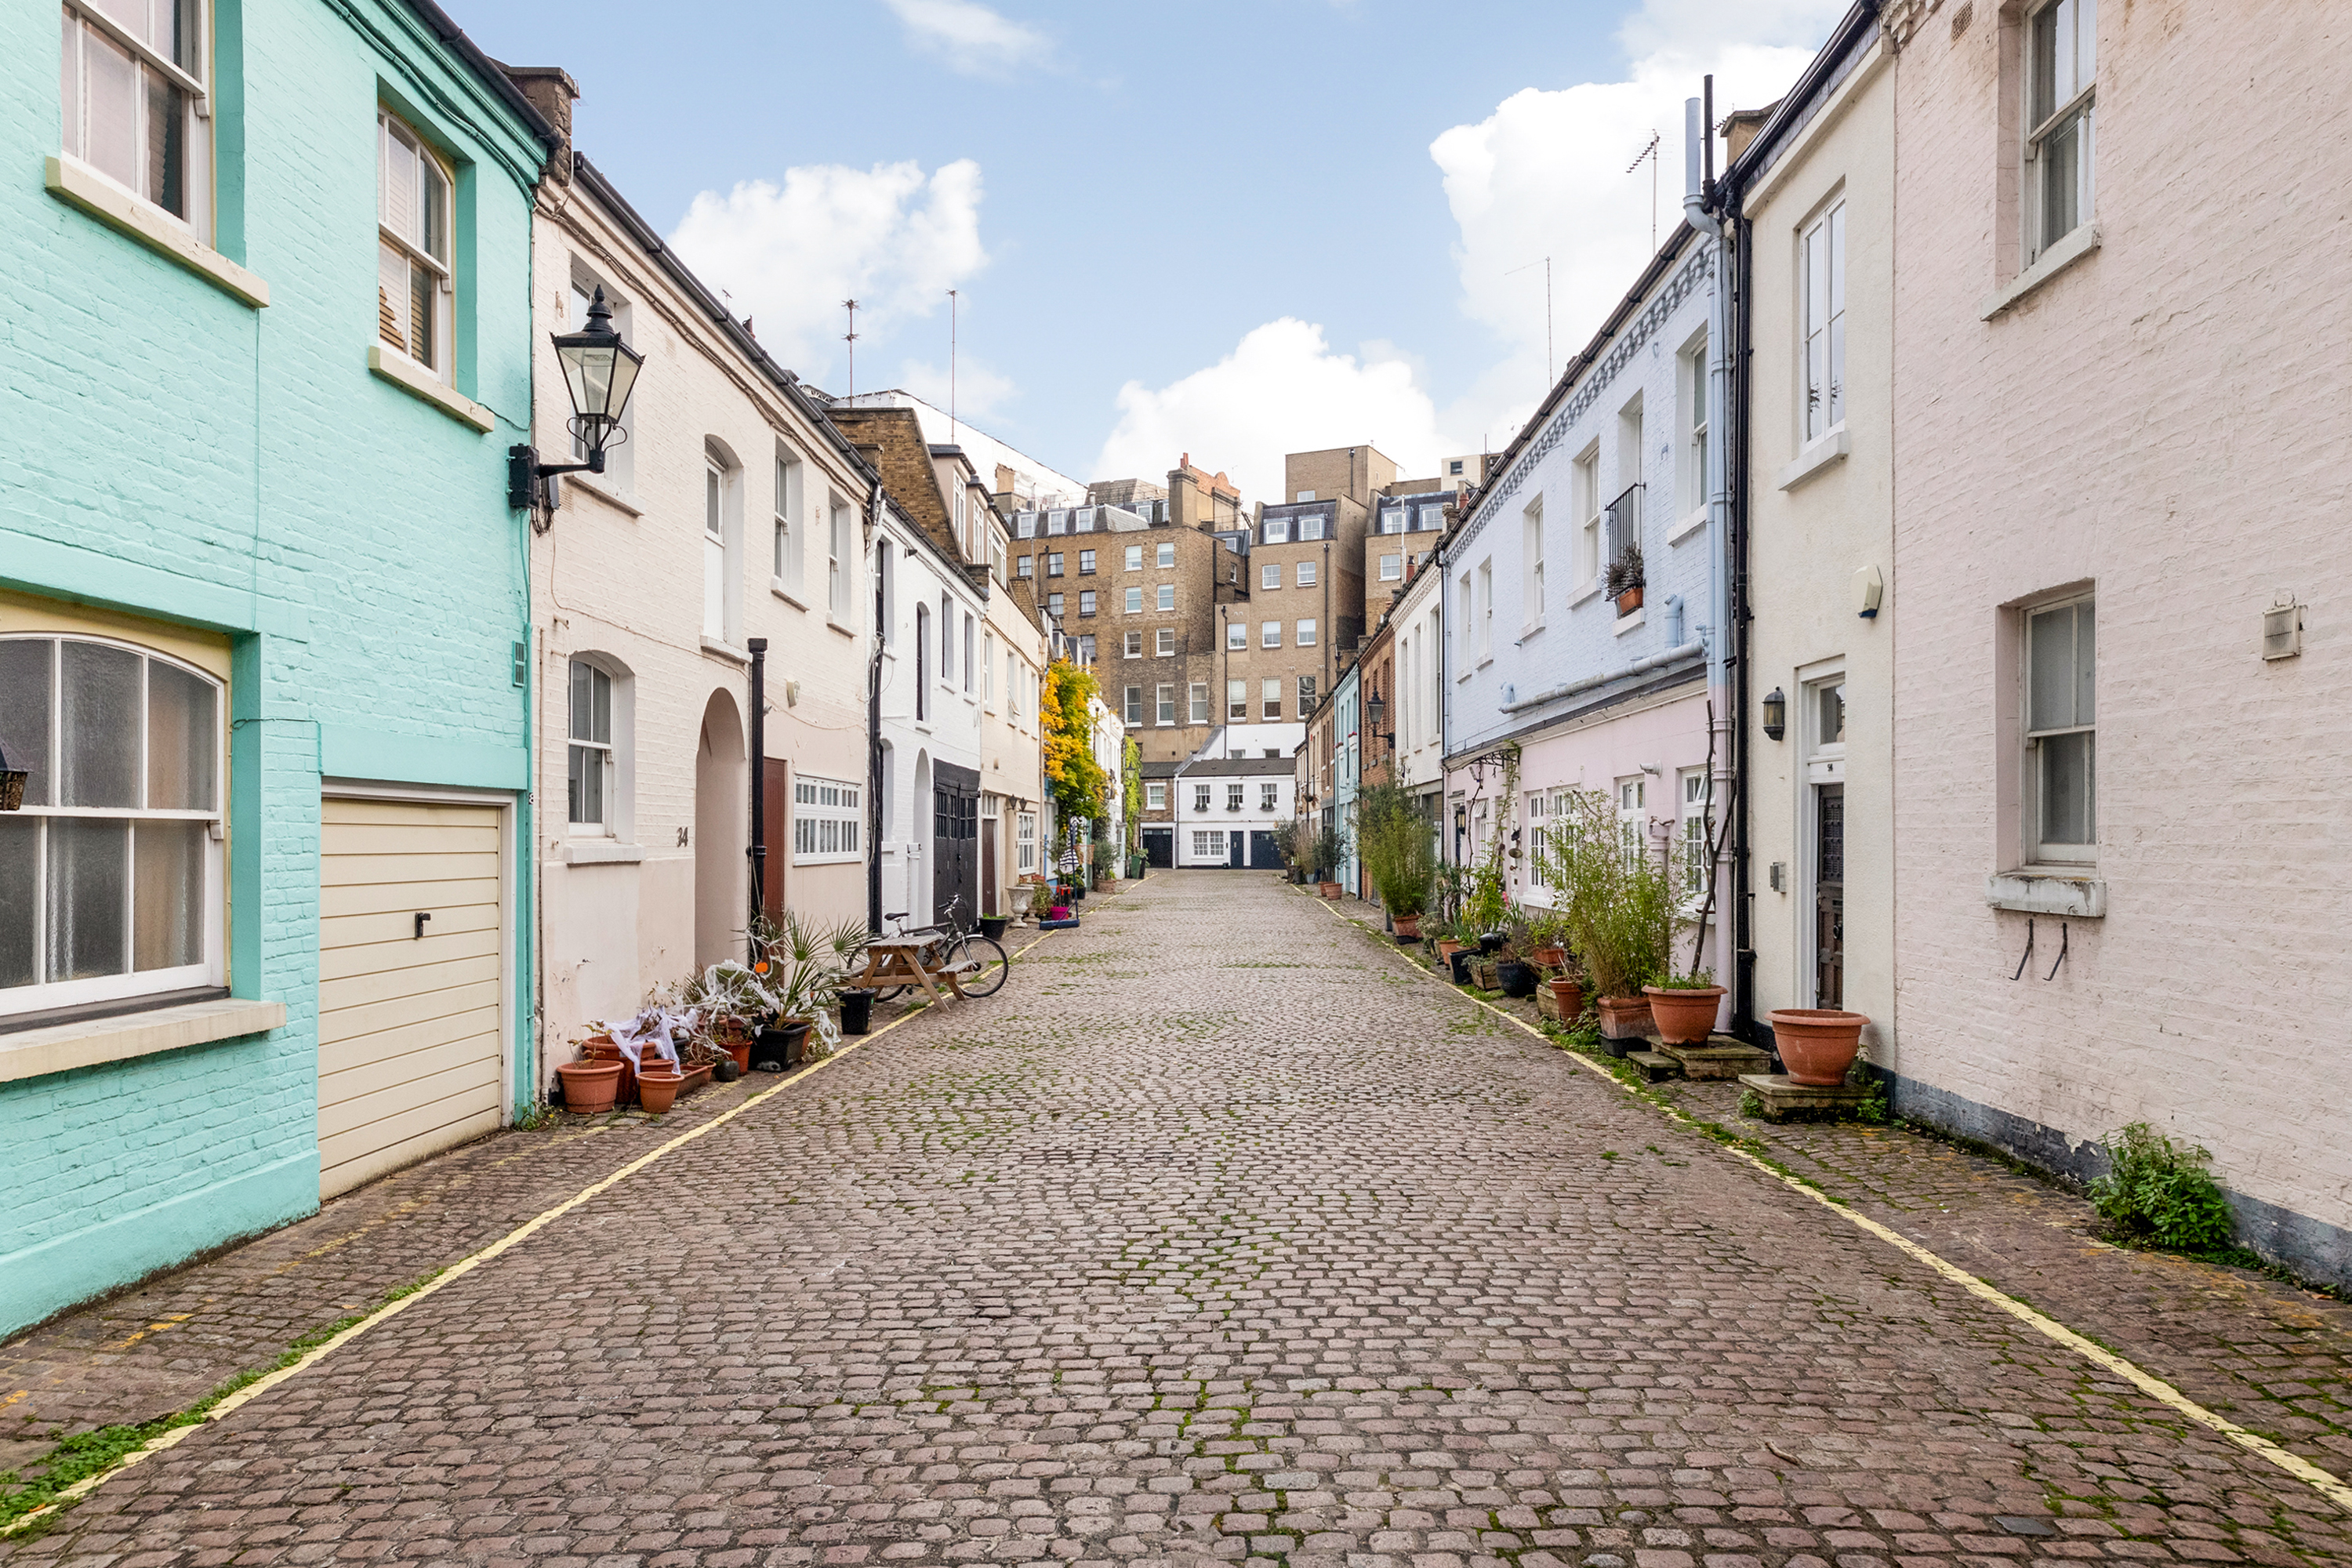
[0,636,224,1018]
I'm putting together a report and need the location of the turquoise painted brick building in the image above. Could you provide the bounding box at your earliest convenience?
[0,0,552,1338]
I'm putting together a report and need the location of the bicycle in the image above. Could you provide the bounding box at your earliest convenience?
[870,893,1011,1000]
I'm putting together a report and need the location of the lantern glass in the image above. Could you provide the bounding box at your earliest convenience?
[1762,686,1788,741]
[1365,695,1386,731]
[551,287,644,456]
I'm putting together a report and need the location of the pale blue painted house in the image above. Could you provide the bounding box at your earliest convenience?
[0,0,553,1337]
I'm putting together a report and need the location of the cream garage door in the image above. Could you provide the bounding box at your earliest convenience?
[318,796,506,1198]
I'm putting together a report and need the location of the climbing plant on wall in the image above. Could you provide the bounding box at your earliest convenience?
[1040,658,1109,826]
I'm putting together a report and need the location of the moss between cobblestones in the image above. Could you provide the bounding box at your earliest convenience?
[0,1265,445,1536]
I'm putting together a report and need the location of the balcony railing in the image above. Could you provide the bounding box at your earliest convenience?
[1604,483,1643,561]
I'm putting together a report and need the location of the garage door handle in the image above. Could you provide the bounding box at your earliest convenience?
[414,912,431,940]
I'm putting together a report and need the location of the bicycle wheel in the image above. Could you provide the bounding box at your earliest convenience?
[951,934,1010,997]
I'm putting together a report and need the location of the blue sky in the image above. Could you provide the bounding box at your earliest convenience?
[457,0,1844,500]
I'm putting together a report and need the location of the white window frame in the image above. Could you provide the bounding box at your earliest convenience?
[1145,780,1167,811]
[1296,619,1316,648]
[1156,584,1176,612]
[1261,680,1281,721]
[983,631,995,708]
[566,656,619,837]
[1017,811,1037,872]
[1681,332,1710,524]
[1193,785,1212,814]
[1296,561,1317,588]
[1125,586,1143,614]
[1156,684,1176,725]
[1124,685,1143,726]
[60,0,214,241]
[1125,545,1143,571]
[1190,829,1224,861]
[377,108,454,381]
[828,494,853,617]
[1379,554,1403,582]
[1522,496,1544,630]
[2024,594,2096,866]
[1156,629,1175,657]
[1261,561,1281,591]
[773,447,804,593]
[1225,782,1244,811]
[1124,631,1142,659]
[1616,777,1647,872]
[1228,680,1247,721]
[1261,622,1280,649]
[1802,198,1847,444]
[1573,445,1602,592]
[0,633,227,1019]
[1157,543,1176,568]
[1678,768,1712,906]
[793,774,864,866]
[703,455,733,642]
[1189,682,1210,724]
[1227,620,1247,651]
[1264,518,1290,544]
[2026,0,2096,263]
[1260,781,1279,811]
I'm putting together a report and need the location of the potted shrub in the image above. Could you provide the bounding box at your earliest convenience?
[1645,971,1726,1044]
[1606,542,1645,617]
[1539,788,1675,1043]
[1495,954,1537,997]
[1768,1008,1870,1085]
[1358,784,1434,944]
[978,912,1011,942]
[1538,971,1586,1022]
[748,912,865,1069]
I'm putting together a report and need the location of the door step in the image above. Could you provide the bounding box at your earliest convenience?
[1624,1051,1683,1083]
[1655,1036,1775,1080]
[1738,1073,1866,1120]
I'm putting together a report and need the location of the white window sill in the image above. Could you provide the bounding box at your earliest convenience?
[0,997,287,1085]
[827,619,858,639]
[1569,581,1605,610]
[568,470,644,517]
[1779,423,1850,492]
[1986,870,2106,917]
[771,582,811,611]
[45,154,270,308]
[1475,656,1494,672]
[1613,606,1646,636]
[561,839,644,865]
[1668,508,1708,547]
[368,345,495,433]
[701,636,750,665]
[1980,223,2101,321]
[793,855,863,869]
[1515,619,1545,646]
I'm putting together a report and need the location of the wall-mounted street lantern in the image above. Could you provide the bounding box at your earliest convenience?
[1761,686,1788,742]
[508,286,645,513]
[1364,686,1395,749]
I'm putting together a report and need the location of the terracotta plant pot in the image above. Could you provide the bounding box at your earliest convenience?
[1595,994,1653,1040]
[579,1037,636,1107]
[636,1068,684,1115]
[1392,913,1421,942]
[1615,585,1644,616]
[1769,1008,1869,1087]
[1548,976,1585,1020]
[1435,938,1461,963]
[1319,881,1342,899]
[1531,946,1568,971]
[556,1060,622,1115]
[725,1040,752,1073]
[1644,985,1726,1045]
[677,1062,713,1096]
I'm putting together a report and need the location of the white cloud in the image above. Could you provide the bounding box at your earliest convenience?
[898,354,1016,419]
[880,0,1052,77]
[1094,320,1455,507]
[667,159,987,388]
[1087,0,1841,491]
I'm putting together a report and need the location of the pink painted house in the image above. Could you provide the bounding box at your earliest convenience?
[1882,0,2350,1283]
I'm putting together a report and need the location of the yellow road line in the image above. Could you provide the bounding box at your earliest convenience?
[1312,894,2352,1518]
[3,927,1055,1535]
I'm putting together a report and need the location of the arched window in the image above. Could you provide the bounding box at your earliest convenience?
[914,603,930,720]
[0,635,226,1018]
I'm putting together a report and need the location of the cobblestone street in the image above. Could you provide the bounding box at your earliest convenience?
[7,871,2351,1566]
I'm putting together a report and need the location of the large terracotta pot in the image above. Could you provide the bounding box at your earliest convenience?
[1392,914,1421,941]
[1319,881,1342,899]
[1615,585,1644,616]
[1530,946,1568,971]
[637,1068,684,1116]
[1595,994,1652,1040]
[556,1060,622,1115]
[1643,984,1726,1045]
[1548,976,1585,1020]
[579,1036,635,1107]
[1769,1008,1869,1087]
[1435,938,1462,964]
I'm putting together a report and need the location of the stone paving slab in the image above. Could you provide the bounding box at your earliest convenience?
[3,872,2348,1567]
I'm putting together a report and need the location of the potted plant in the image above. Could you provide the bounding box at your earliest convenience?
[1769,1008,1871,1085]
[1606,541,1645,616]
[1357,784,1434,943]
[1494,953,1537,997]
[1645,971,1726,1045]
[1538,970,1586,1022]
[1539,788,1675,1044]
[1523,909,1570,971]
[636,1061,684,1114]
[746,912,863,1069]
[978,911,1011,942]
[683,960,779,1074]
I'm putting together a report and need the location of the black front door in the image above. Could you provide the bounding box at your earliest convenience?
[1815,783,1844,1008]
[933,761,981,925]
[1248,830,1282,869]
[1228,830,1245,869]
[1143,827,1173,868]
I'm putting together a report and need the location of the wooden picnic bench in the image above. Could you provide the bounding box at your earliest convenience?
[855,935,968,1004]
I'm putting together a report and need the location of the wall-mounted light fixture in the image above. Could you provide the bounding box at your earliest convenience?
[508,287,645,514]
[1762,686,1788,741]
[1853,564,1884,619]
[1364,684,1395,748]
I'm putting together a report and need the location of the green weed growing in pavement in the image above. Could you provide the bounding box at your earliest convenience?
[0,1265,448,1536]
[2090,1123,2237,1253]
[1739,1089,1766,1120]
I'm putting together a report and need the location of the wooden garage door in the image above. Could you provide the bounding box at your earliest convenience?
[318,797,505,1198]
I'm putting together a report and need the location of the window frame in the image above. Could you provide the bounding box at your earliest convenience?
[1261,622,1280,649]
[792,773,865,866]
[1156,629,1175,658]
[1295,561,1317,588]
[1801,197,1848,444]
[376,107,456,382]
[1156,584,1176,612]
[2024,593,2096,866]
[1227,680,1247,721]
[1297,619,1317,649]
[772,446,804,593]
[566,656,617,837]
[1227,620,1247,651]
[828,495,853,616]
[1124,630,1142,659]
[1261,679,1281,721]
[2025,0,2096,263]
[1124,545,1143,571]
[1156,542,1176,568]
[0,633,228,1019]
[1156,683,1176,725]
[1189,682,1210,724]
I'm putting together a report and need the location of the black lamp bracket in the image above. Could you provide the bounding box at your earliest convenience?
[508,442,609,514]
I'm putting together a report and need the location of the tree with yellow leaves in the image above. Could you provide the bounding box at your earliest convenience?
[1040,658,1109,826]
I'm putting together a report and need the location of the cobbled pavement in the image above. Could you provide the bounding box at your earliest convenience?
[5,871,2350,1568]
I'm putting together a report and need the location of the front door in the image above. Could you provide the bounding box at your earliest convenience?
[1143,827,1173,868]
[1228,830,1244,869]
[1814,782,1844,1007]
[932,761,980,924]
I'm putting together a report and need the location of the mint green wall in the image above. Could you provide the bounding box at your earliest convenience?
[0,0,544,1338]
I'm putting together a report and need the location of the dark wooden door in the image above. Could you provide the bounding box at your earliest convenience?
[1248,831,1282,869]
[1814,783,1844,1008]
[1143,828,1173,868]
[932,761,980,924]
[1227,830,1245,869]
[981,807,999,916]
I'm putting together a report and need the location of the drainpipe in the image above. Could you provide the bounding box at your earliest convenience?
[1690,89,1739,1031]
[1727,136,1759,1044]
[748,637,768,954]
[867,481,885,934]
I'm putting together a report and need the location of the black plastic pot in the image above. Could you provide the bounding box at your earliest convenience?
[978,916,1010,942]
[753,1022,809,1071]
[1497,960,1537,998]
[1447,949,1475,985]
[1477,931,1506,954]
[838,990,874,1036]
